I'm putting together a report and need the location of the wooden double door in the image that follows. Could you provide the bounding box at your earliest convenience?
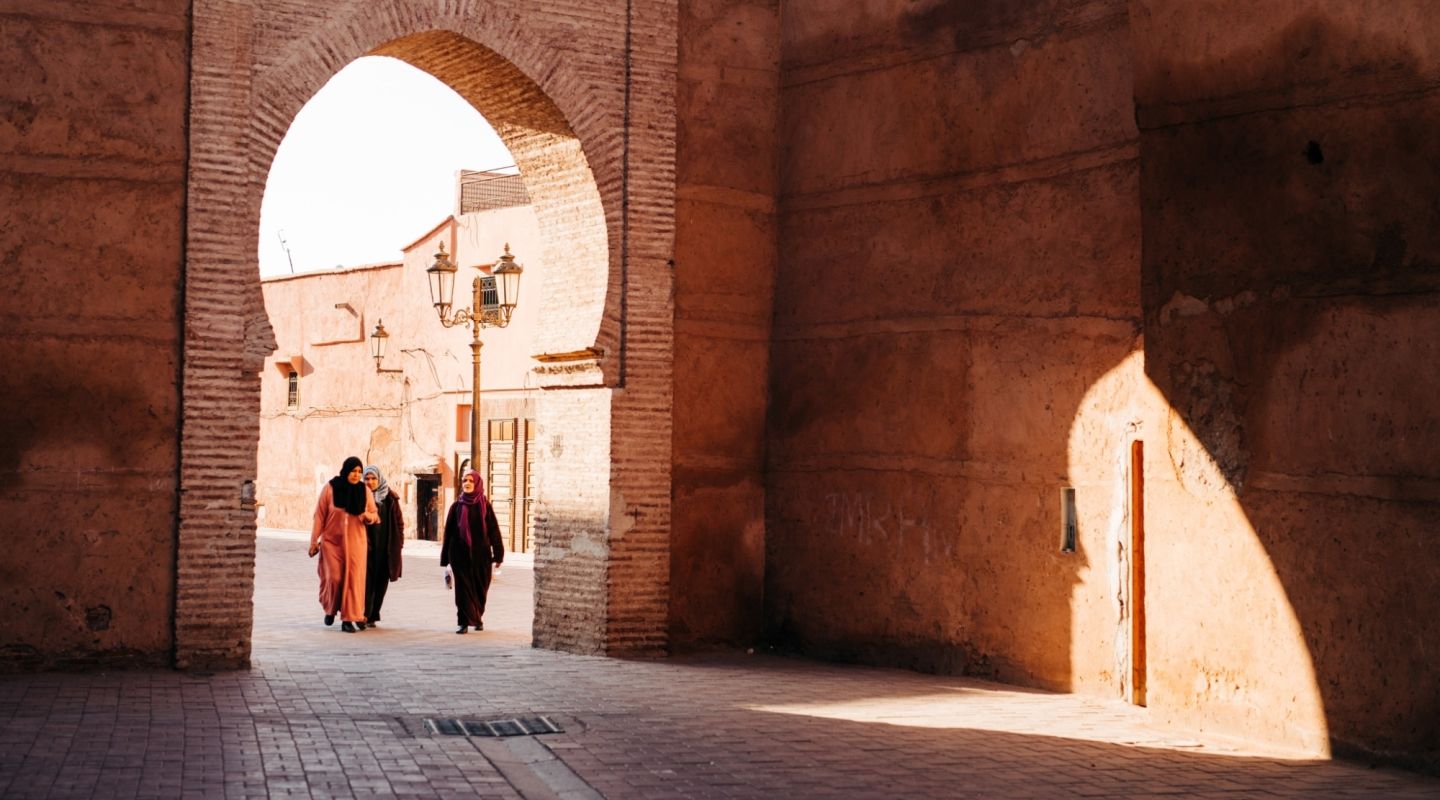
[485,418,534,554]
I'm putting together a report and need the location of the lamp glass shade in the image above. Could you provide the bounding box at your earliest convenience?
[493,243,523,317]
[426,244,458,319]
[370,320,389,362]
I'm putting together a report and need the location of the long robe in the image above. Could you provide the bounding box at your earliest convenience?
[309,482,378,622]
[439,500,504,626]
[363,494,405,623]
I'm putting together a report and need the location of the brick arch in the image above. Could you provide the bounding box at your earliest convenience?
[181,0,675,667]
[248,17,623,366]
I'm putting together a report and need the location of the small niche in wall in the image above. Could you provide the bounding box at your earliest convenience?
[1060,487,1077,553]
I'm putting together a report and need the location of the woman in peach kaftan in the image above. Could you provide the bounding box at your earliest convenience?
[308,456,378,632]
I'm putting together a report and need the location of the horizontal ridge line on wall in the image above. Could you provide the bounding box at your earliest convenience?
[1137,73,1440,132]
[1,0,189,33]
[0,324,177,346]
[781,141,1137,213]
[1247,470,1440,504]
[0,152,186,184]
[0,470,176,488]
[774,312,1140,341]
[780,6,1129,91]
[675,183,776,213]
[770,458,1058,483]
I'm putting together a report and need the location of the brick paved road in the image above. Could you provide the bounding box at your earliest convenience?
[1,530,1436,798]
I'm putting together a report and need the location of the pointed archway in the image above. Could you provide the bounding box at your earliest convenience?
[180,0,675,667]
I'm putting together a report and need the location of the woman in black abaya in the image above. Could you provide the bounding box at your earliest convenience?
[362,465,404,626]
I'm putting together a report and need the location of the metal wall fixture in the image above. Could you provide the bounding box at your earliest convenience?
[1060,487,1078,553]
[370,319,403,374]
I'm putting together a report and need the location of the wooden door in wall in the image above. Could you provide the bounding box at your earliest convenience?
[484,418,534,554]
[520,420,533,553]
[487,419,516,552]
[1130,440,1147,706]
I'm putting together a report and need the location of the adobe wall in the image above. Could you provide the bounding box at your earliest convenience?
[669,0,780,648]
[0,3,188,670]
[1132,0,1440,767]
[766,0,1440,767]
[769,0,1142,688]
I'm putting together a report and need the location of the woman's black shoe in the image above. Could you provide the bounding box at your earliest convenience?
[341,621,356,633]
[356,622,367,630]
[456,625,467,634]
[324,614,335,626]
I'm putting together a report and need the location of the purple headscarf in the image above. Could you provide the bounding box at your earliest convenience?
[456,469,488,548]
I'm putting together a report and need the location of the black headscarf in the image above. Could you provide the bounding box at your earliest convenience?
[328,456,367,516]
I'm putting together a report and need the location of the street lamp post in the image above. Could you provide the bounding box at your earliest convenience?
[369,320,403,374]
[426,241,524,469]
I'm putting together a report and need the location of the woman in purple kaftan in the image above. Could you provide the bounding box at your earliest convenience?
[439,470,504,633]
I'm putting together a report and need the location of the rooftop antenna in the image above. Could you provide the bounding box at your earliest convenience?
[277,230,295,274]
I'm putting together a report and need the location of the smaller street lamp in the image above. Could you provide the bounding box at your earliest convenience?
[370,320,402,374]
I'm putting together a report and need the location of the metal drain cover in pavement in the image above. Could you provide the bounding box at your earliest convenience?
[425,716,563,737]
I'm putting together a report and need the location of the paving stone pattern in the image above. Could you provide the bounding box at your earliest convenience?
[1,531,1436,798]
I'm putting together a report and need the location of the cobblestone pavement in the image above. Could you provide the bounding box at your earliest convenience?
[1,530,1436,798]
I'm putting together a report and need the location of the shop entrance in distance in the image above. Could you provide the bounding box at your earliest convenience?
[416,475,441,542]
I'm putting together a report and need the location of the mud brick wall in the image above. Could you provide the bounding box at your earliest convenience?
[768,0,1141,689]
[0,2,189,670]
[670,0,779,649]
[1132,0,1440,767]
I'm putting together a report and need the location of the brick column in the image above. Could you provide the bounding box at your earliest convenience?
[178,0,263,669]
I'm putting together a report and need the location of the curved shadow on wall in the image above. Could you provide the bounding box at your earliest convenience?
[1133,11,1440,769]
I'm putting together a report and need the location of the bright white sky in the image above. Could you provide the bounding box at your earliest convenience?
[258,56,514,277]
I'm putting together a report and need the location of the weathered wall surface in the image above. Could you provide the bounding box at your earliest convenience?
[766,0,1440,768]
[0,3,188,669]
[1132,0,1440,767]
[768,0,1141,687]
[257,264,406,531]
[670,0,779,649]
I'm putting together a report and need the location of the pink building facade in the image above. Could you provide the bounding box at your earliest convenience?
[257,174,544,552]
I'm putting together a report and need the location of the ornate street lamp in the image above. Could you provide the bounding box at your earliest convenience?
[426,242,524,468]
[426,242,459,319]
[492,244,523,324]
